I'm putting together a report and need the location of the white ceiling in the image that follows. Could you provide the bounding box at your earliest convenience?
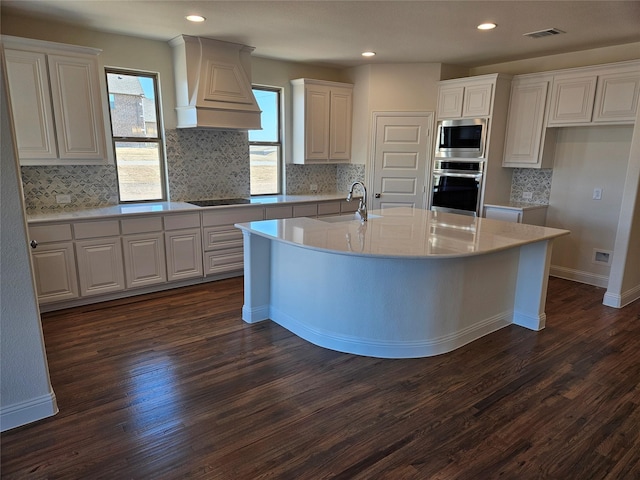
[2,0,640,68]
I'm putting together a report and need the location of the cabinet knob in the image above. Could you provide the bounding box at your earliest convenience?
[30,240,38,249]
[375,193,381,198]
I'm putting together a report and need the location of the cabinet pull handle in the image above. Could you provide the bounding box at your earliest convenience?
[30,240,38,249]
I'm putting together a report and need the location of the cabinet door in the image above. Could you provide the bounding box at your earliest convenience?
[165,228,203,281]
[548,74,597,125]
[30,242,79,304]
[4,49,57,160]
[592,72,640,123]
[329,87,352,161]
[76,237,125,296]
[122,233,167,289]
[437,85,464,118]
[503,80,550,167]
[304,85,331,161]
[204,248,244,276]
[462,83,493,117]
[47,54,106,161]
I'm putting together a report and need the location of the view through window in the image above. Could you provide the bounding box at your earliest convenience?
[106,70,166,202]
[249,87,281,195]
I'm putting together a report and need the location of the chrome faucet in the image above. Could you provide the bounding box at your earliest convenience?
[347,181,367,221]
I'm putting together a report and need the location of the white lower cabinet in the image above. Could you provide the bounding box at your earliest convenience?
[484,205,548,226]
[122,233,166,288]
[75,237,125,296]
[201,206,264,276]
[165,229,203,281]
[30,242,79,304]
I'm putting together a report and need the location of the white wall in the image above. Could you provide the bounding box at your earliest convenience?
[0,55,57,431]
[547,126,633,287]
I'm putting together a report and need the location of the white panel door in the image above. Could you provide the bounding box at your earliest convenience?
[165,229,203,281]
[76,237,125,296]
[371,113,433,211]
[30,242,79,303]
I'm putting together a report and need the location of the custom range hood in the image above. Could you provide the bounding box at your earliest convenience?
[169,35,261,130]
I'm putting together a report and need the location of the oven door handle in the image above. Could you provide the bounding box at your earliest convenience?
[433,171,483,179]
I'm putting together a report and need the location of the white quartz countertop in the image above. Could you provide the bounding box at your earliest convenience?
[26,194,352,223]
[484,202,549,211]
[236,207,569,259]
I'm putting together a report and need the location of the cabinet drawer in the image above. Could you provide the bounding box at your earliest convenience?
[340,200,359,214]
[265,205,293,219]
[202,206,264,226]
[74,220,120,239]
[121,216,163,234]
[318,202,341,216]
[204,248,244,276]
[29,223,72,243]
[293,204,318,217]
[203,225,243,251]
[164,212,200,230]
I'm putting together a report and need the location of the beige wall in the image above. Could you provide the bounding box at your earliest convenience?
[470,42,640,76]
[345,63,441,164]
[547,126,633,285]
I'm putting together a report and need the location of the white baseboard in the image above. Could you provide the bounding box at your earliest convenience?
[550,265,609,288]
[603,283,640,308]
[242,304,270,323]
[1,391,58,432]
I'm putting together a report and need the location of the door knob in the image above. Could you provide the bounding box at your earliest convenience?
[375,193,381,198]
[30,240,38,249]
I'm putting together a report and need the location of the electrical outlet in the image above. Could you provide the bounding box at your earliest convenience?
[593,188,602,200]
[522,192,533,200]
[56,194,71,204]
[310,184,318,192]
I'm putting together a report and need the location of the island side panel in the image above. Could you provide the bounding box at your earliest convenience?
[267,241,520,358]
[513,239,554,330]
[241,231,271,323]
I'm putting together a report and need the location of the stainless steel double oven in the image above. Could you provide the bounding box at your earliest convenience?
[430,159,484,216]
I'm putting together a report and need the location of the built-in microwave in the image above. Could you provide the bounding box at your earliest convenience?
[435,118,487,159]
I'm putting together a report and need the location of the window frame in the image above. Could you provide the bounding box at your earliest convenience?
[249,86,283,196]
[105,67,168,204]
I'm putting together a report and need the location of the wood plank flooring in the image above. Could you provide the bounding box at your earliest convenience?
[2,277,640,479]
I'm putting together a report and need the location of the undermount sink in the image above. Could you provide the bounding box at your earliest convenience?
[317,214,381,223]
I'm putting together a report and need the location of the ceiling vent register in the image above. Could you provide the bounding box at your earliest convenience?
[523,28,566,39]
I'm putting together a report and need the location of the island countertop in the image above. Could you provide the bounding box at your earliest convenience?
[236,207,569,259]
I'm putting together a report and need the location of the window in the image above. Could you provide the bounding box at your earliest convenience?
[106,69,166,202]
[249,87,281,195]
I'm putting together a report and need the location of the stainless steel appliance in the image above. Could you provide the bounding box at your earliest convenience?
[435,118,487,159]
[430,160,484,216]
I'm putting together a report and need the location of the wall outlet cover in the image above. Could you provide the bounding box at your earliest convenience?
[310,184,318,192]
[522,192,533,200]
[56,194,71,204]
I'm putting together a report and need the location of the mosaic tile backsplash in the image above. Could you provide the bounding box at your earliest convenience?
[20,128,548,213]
[165,129,250,201]
[510,168,553,205]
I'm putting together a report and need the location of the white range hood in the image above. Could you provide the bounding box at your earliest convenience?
[169,35,262,130]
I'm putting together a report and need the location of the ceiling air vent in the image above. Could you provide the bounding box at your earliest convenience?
[523,28,566,39]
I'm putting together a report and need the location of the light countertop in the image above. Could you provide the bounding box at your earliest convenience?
[236,207,569,259]
[484,202,549,211]
[26,194,353,223]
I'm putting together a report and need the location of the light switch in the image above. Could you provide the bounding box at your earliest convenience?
[593,188,602,200]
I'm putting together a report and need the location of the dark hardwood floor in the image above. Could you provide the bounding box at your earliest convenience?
[2,277,639,479]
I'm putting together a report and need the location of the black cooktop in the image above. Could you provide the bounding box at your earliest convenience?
[187,198,252,207]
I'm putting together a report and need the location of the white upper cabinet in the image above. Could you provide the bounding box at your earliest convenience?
[503,75,557,169]
[437,79,493,119]
[2,36,110,166]
[548,61,640,126]
[291,78,353,164]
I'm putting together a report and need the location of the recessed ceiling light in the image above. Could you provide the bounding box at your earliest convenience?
[477,23,497,30]
[362,51,376,57]
[185,15,206,23]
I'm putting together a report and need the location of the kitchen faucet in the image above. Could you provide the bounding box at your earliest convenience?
[346,181,367,221]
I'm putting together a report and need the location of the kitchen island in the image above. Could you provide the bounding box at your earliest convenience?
[236,207,570,358]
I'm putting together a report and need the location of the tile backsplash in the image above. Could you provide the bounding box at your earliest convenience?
[165,129,250,201]
[20,130,548,213]
[510,168,553,205]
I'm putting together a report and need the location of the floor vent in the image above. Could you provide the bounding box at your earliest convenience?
[523,28,566,39]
